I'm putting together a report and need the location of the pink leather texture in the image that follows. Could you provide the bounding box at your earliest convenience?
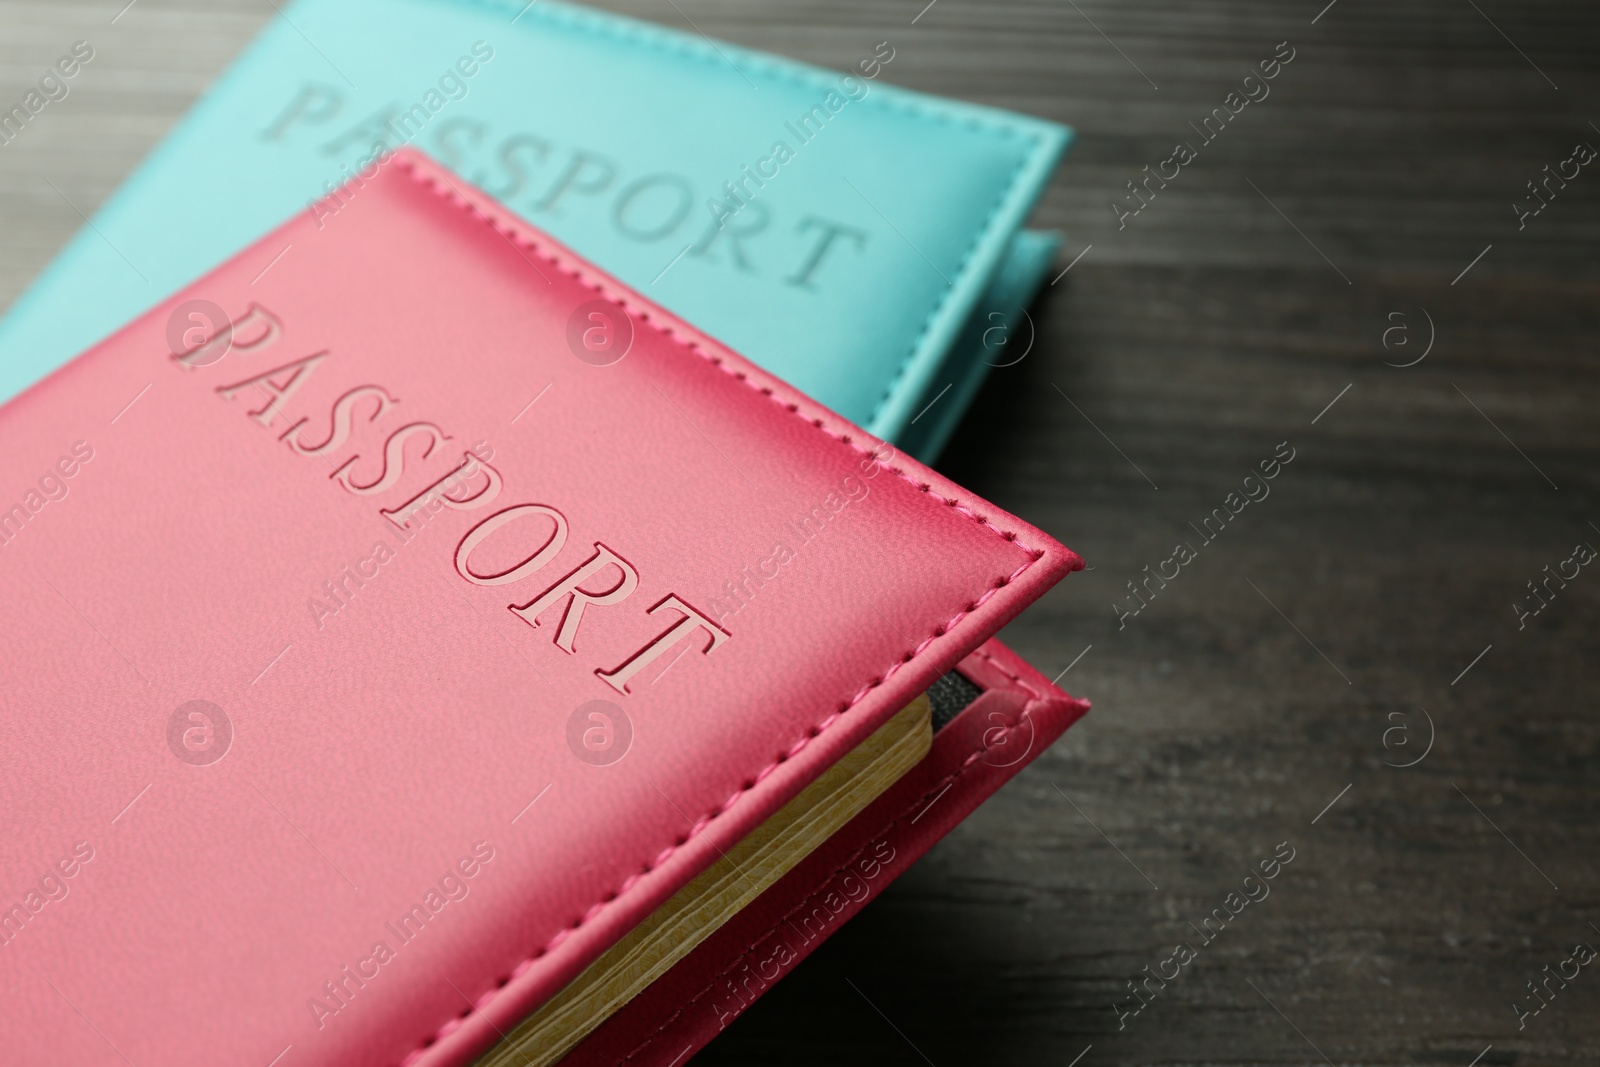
[0,148,1081,1067]
[563,637,1088,1066]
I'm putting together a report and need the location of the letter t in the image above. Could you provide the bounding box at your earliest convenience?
[597,596,729,694]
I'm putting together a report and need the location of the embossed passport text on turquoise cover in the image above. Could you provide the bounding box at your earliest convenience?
[0,0,1070,459]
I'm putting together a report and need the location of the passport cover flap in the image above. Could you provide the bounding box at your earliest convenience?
[564,638,1089,1066]
[0,150,1077,1067]
[0,0,1071,452]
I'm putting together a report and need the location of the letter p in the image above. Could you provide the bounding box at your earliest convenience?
[261,83,344,143]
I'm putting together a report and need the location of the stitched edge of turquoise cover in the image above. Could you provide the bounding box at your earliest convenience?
[904,228,1061,461]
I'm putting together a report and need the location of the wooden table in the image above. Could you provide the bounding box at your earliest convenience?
[4,2,1596,1064]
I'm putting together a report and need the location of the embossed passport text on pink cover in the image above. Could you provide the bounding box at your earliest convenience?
[0,149,1079,1066]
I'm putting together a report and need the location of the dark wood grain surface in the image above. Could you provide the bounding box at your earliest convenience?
[4,2,1598,1065]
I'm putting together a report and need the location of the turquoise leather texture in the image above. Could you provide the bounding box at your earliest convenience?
[0,0,1069,458]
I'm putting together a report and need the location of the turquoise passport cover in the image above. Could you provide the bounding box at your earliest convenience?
[0,0,1069,460]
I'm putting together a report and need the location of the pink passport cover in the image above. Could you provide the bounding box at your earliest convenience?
[0,148,1080,1066]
